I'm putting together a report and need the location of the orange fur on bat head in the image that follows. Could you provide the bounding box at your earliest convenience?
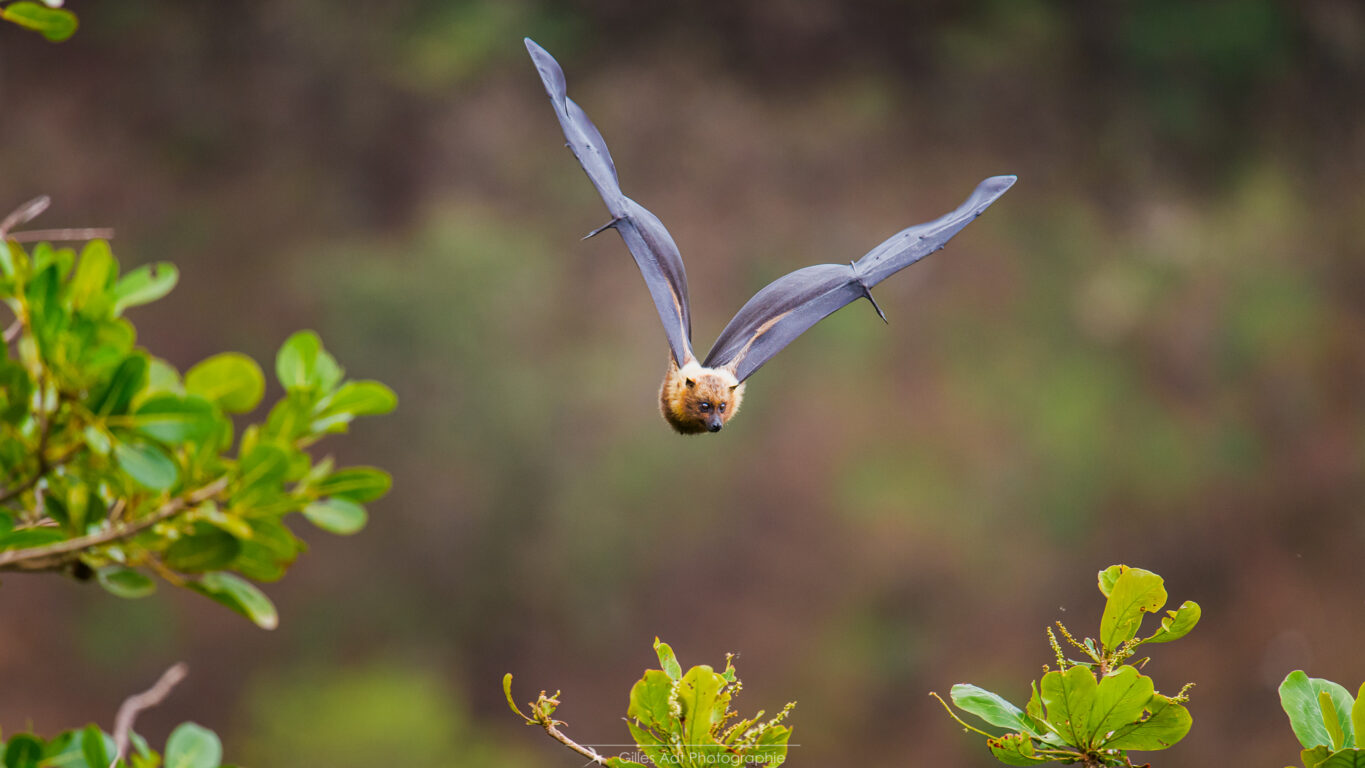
[659,359,746,434]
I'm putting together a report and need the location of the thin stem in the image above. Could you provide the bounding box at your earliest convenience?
[9,227,115,242]
[0,477,228,571]
[539,718,611,766]
[109,663,188,768]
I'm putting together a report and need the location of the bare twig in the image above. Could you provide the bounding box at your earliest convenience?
[0,477,229,571]
[537,714,614,763]
[2,318,19,343]
[9,227,116,242]
[0,195,51,238]
[110,663,189,768]
[505,677,611,766]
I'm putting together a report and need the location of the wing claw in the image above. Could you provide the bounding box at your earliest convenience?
[583,217,622,240]
[862,283,888,324]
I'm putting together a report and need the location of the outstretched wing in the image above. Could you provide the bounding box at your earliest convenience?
[703,175,1016,382]
[525,38,695,366]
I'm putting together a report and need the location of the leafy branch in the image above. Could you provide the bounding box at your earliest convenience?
[0,197,395,628]
[506,638,795,768]
[934,565,1199,767]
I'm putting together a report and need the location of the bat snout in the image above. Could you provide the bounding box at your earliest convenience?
[706,417,723,433]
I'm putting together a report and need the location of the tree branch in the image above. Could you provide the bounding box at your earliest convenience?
[0,477,228,571]
[110,663,188,768]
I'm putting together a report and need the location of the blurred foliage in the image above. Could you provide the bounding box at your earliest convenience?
[940,565,1199,766]
[1280,671,1365,768]
[507,638,794,768]
[0,721,229,768]
[239,662,531,768]
[0,199,395,628]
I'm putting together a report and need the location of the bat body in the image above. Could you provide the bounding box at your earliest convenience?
[526,38,1015,434]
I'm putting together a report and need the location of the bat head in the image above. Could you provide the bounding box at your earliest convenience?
[660,360,746,434]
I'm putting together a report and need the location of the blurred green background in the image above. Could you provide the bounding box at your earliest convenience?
[3,1,1364,766]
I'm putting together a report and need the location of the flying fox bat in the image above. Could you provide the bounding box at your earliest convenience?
[526,38,1015,434]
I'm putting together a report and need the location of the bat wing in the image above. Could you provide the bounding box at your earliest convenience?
[702,175,1015,382]
[525,38,695,366]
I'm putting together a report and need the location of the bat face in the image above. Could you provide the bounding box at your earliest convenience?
[659,360,746,434]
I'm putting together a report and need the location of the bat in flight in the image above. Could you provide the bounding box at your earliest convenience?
[526,38,1015,434]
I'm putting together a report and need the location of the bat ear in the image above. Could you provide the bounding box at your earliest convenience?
[685,378,696,388]
[728,384,739,392]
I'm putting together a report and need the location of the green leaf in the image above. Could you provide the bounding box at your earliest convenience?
[1324,691,1348,750]
[605,759,649,768]
[114,439,179,490]
[316,380,397,419]
[131,394,220,444]
[1143,600,1201,644]
[163,722,222,768]
[1282,671,1358,749]
[0,527,67,551]
[302,498,367,535]
[186,352,265,413]
[80,724,111,768]
[233,442,290,507]
[1103,693,1192,750]
[69,239,115,315]
[1,2,77,41]
[1353,684,1365,756]
[111,262,178,315]
[275,330,343,392]
[316,466,391,502]
[3,733,42,768]
[189,572,278,630]
[91,353,149,416]
[1098,565,1123,597]
[626,719,673,768]
[654,637,682,681]
[627,669,677,733]
[164,522,242,573]
[96,565,157,598]
[1303,745,1333,768]
[1041,665,1097,748]
[0,360,32,424]
[986,732,1051,766]
[950,684,1042,736]
[1317,750,1365,768]
[677,665,728,763]
[1089,666,1156,745]
[1099,566,1167,652]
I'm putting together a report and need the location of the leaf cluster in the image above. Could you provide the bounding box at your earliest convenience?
[505,638,795,768]
[1,0,76,42]
[938,565,1200,767]
[1,721,227,768]
[1,211,395,627]
[1279,671,1365,768]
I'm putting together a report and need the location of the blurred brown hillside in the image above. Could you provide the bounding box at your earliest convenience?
[2,2,1365,767]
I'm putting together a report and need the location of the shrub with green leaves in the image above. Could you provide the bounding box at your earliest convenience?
[1,722,228,768]
[505,638,795,767]
[1279,670,1365,768]
[0,198,395,628]
[936,565,1200,767]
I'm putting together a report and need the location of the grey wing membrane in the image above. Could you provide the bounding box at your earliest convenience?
[703,175,1016,382]
[525,38,694,366]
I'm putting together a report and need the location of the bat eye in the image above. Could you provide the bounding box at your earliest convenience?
[698,401,712,412]
[718,403,727,412]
